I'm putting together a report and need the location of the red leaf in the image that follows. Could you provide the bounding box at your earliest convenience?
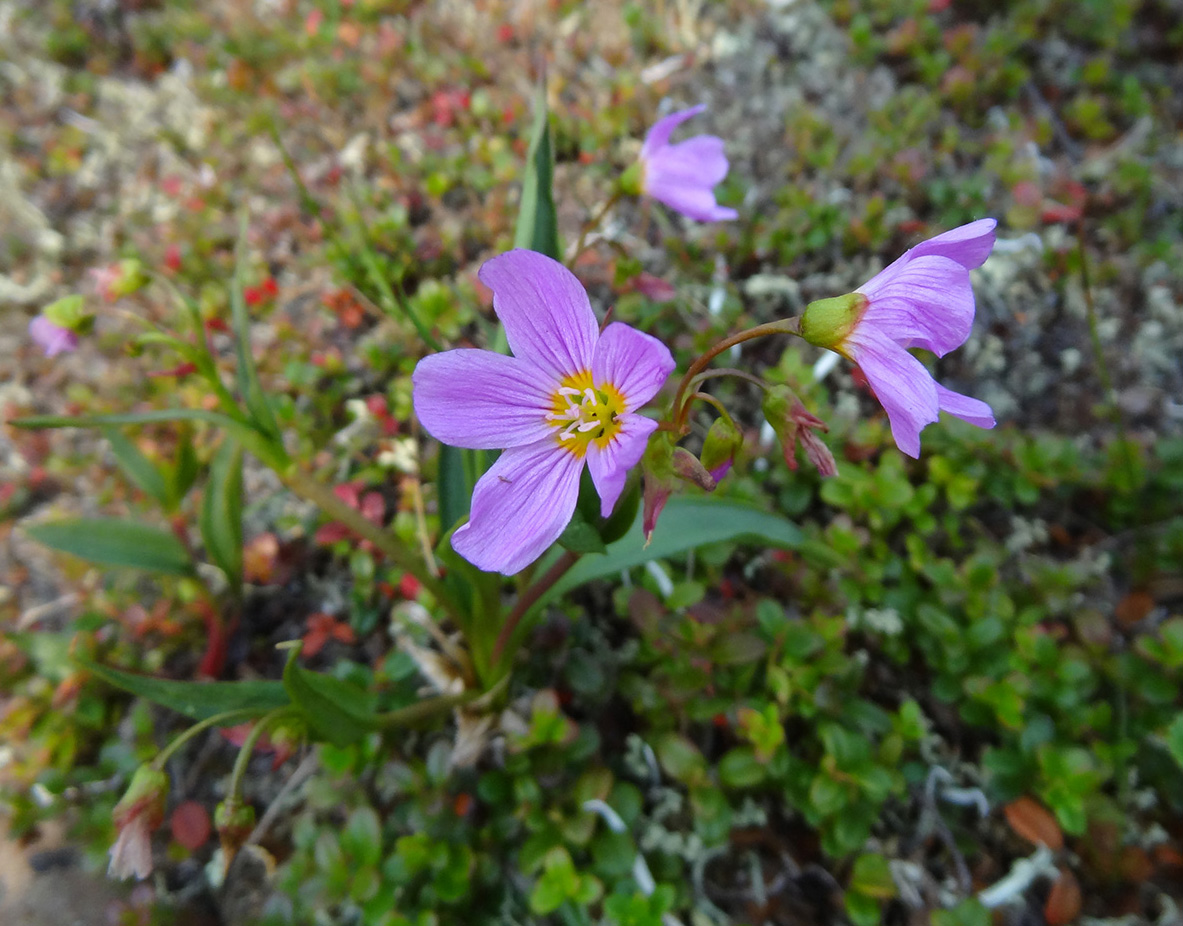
[1004,797,1064,850]
[171,800,212,850]
[1044,868,1081,925]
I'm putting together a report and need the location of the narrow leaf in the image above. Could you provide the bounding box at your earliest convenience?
[11,410,287,470]
[513,80,560,260]
[200,439,245,592]
[437,444,469,534]
[230,213,282,440]
[283,657,378,747]
[24,518,194,576]
[103,429,171,509]
[80,658,289,720]
[545,496,802,602]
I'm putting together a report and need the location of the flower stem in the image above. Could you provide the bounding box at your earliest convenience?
[279,467,462,623]
[670,318,800,431]
[686,367,770,393]
[491,550,580,665]
[567,192,622,269]
[152,708,264,770]
[226,708,296,804]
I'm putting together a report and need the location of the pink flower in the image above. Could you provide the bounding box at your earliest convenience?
[413,249,674,574]
[801,219,998,457]
[108,765,168,880]
[29,315,78,357]
[638,105,738,223]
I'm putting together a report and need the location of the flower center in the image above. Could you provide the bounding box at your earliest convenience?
[547,370,627,458]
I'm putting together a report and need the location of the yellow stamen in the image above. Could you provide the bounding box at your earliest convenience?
[547,370,626,458]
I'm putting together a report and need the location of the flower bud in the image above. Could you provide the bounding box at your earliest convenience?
[215,797,256,863]
[799,293,867,351]
[700,415,742,482]
[108,765,169,880]
[642,434,717,543]
[762,386,837,478]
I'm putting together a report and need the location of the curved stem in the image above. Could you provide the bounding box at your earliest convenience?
[152,708,263,770]
[567,192,622,269]
[226,707,297,803]
[670,318,800,432]
[492,550,580,665]
[280,467,463,624]
[688,391,731,419]
[686,367,770,394]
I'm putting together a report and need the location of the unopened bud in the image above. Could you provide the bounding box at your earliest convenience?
[215,797,256,863]
[700,416,742,482]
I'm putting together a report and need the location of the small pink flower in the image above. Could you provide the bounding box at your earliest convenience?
[108,814,154,881]
[413,249,674,573]
[108,766,168,880]
[29,315,78,357]
[801,219,998,457]
[638,105,738,223]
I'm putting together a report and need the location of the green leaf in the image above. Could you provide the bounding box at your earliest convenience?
[79,658,289,720]
[718,747,766,789]
[1166,714,1183,768]
[230,213,282,440]
[513,80,560,260]
[558,509,608,555]
[170,428,200,506]
[283,655,378,748]
[437,444,470,534]
[103,429,171,509]
[11,409,287,470]
[200,439,244,592]
[24,518,193,575]
[545,496,802,603]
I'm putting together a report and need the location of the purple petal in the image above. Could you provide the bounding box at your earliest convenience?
[586,413,658,517]
[909,218,997,270]
[857,255,975,356]
[643,136,737,222]
[640,104,706,160]
[413,349,556,449]
[451,439,584,574]
[936,383,996,429]
[478,250,599,381]
[591,322,675,411]
[847,331,939,459]
[29,316,78,357]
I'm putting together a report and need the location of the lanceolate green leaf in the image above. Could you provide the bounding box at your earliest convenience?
[80,659,289,720]
[230,213,282,441]
[544,496,803,603]
[24,518,194,576]
[283,653,378,747]
[200,438,245,593]
[437,444,469,535]
[513,79,560,260]
[103,429,171,509]
[11,410,287,470]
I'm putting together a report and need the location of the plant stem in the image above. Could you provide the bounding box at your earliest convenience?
[227,708,296,803]
[491,550,580,665]
[280,466,462,623]
[670,318,800,431]
[567,192,622,269]
[686,367,770,393]
[152,708,264,770]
